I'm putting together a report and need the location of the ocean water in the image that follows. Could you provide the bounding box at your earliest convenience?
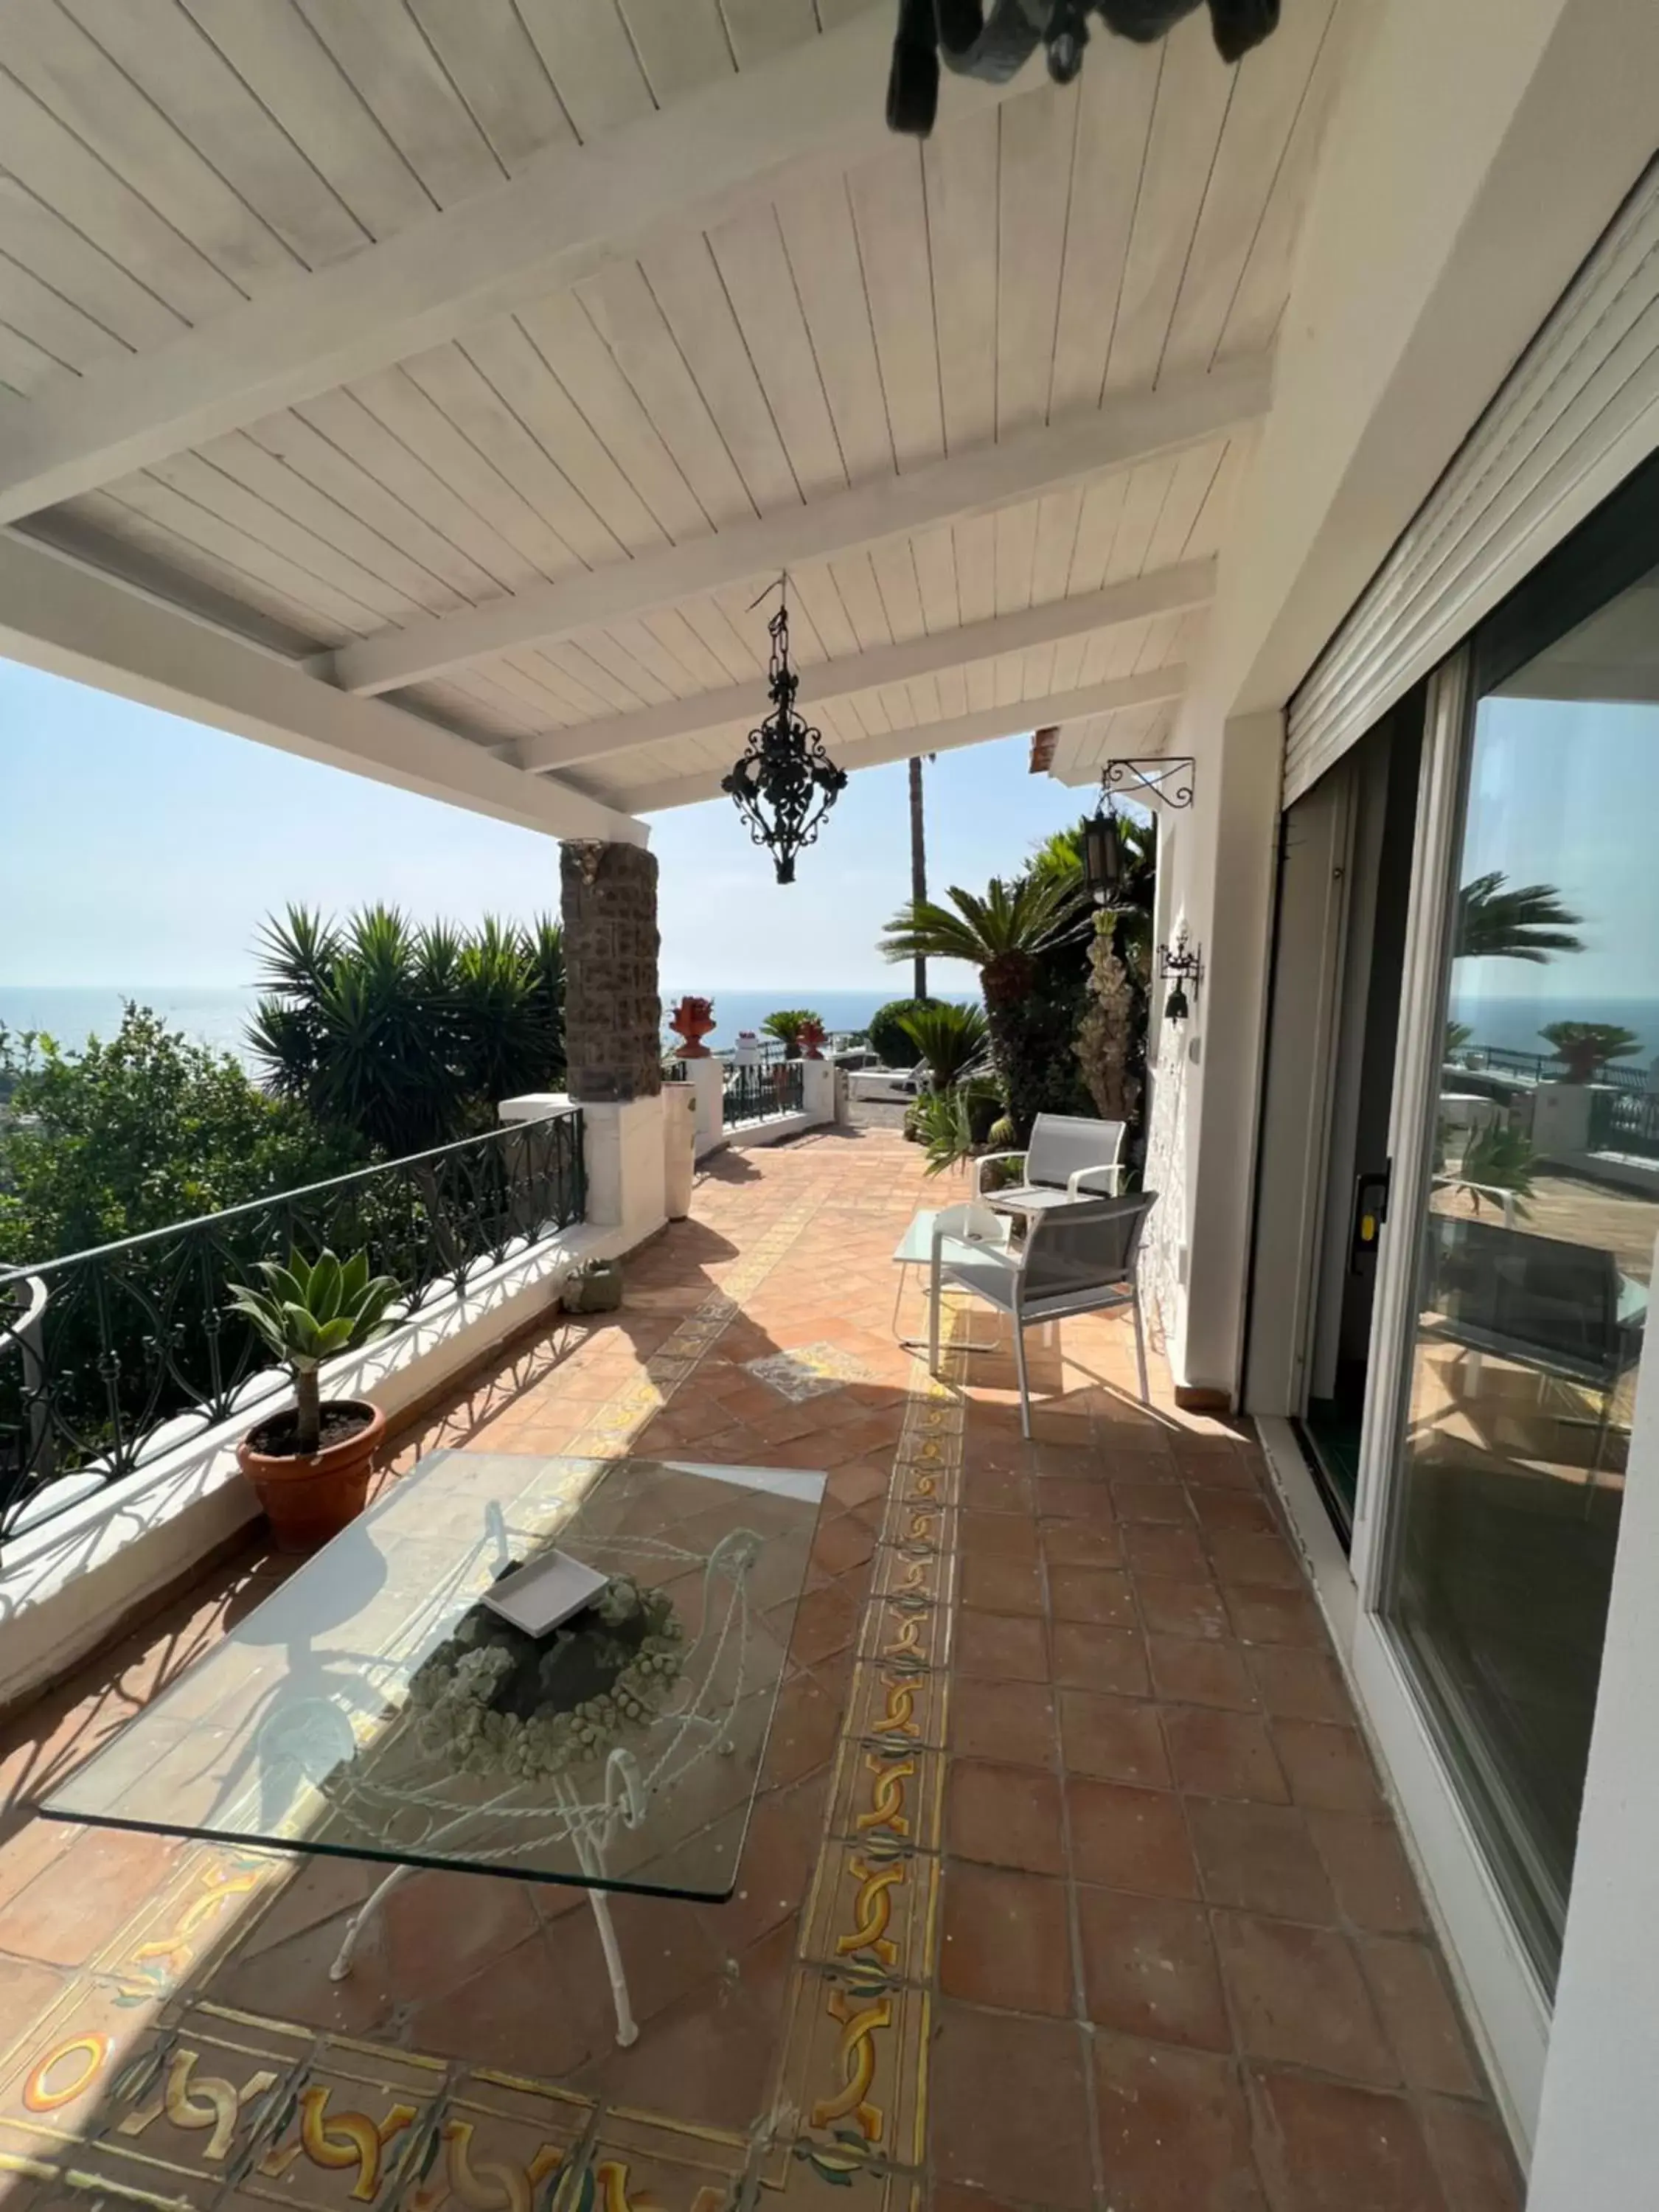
[1448,993,1659,1068]
[0,982,926,1069]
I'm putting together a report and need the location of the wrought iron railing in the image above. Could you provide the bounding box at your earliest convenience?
[1450,1043,1658,1099]
[723,1060,806,1127]
[0,1110,585,1540]
[1587,1086,1659,1159]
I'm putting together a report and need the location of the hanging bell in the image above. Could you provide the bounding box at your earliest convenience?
[1164,979,1190,1023]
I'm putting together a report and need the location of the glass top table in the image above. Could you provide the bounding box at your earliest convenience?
[46,1451,825,1910]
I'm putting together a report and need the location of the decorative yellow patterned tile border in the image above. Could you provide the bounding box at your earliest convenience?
[760,1316,970,2208]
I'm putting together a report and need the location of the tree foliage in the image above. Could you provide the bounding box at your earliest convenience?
[880,874,1089,1141]
[0,1008,361,1267]
[1455,873,1584,964]
[248,905,566,1155]
[1539,1020,1643,1081]
[897,1001,990,1091]
[760,1009,823,1059]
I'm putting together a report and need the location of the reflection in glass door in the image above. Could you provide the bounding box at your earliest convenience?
[1382,517,1659,1983]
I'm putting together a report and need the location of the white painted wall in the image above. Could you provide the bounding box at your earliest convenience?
[1141,0,1659,1399]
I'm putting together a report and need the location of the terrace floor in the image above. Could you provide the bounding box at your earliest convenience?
[0,1127,1521,2212]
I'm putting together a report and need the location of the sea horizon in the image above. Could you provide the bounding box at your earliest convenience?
[0,981,944,1068]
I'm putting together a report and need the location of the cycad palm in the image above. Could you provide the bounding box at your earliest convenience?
[880,876,1085,1136]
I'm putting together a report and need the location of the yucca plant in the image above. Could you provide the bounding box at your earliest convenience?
[229,1248,401,1455]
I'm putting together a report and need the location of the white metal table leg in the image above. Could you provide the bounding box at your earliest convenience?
[585,1885,639,2047]
[554,1773,639,2048]
[330,1862,414,1981]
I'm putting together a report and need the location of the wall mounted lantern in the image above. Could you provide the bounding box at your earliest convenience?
[722,577,848,886]
[1159,922,1204,1023]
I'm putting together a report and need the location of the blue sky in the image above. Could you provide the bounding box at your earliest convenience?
[0,657,1089,993]
[1457,695,1659,1004]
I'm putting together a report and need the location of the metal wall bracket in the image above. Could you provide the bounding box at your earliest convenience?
[1102,756,1196,809]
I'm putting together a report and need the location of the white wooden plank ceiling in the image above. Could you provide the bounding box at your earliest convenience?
[0,0,1351,832]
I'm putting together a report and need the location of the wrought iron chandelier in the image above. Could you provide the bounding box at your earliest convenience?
[722,581,847,886]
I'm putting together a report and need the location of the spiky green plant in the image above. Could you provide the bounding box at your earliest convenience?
[906,1079,1001,1178]
[880,875,1088,1139]
[759,1009,823,1060]
[1539,1021,1643,1082]
[897,1002,990,1091]
[1449,1125,1538,1219]
[229,1248,401,1455]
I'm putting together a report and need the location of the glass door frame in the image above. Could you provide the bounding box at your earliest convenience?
[1347,651,1473,1608]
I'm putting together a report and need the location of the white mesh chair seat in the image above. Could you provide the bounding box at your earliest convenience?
[930,1192,1158,1437]
[973,1113,1128,1209]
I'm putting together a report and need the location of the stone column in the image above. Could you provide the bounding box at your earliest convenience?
[560,841,666,1238]
[560,841,663,1104]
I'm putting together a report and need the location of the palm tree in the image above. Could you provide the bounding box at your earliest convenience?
[880,875,1086,1139]
[1539,1020,1643,1082]
[759,1009,822,1060]
[1455,872,1584,963]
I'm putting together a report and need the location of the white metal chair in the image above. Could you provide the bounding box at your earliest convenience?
[972,1112,1127,1212]
[929,1192,1158,1436]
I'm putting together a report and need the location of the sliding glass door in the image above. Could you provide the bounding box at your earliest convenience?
[1368,463,1659,1983]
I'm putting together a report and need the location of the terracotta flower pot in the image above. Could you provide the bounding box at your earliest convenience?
[237,1399,386,1553]
[669,995,716,1058]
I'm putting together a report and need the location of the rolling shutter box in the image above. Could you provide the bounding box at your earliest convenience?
[1284,160,1659,806]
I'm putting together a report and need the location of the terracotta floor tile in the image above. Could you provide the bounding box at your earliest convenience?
[947,1759,1068,1875]
[1060,1688,1170,1787]
[1093,2034,1266,2212]
[1147,1635,1259,1711]
[811,1512,878,1577]
[0,1949,70,2044]
[1271,1719,1382,1814]
[1186,1799,1337,1922]
[0,1823,178,1966]
[1137,1575,1231,1641]
[942,1677,1051,1770]
[960,1510,1040,1564]
[1165,1708,1290,1805]
[1051,1621,1152,1697]
[1047,1564,1137,1625]
[930,2000,1095,2208]
[939,1860,1074,2013]
[1214,1912,1397,2086]
[759,1667,846,1788]
[380,1868,543,1997]
[1111,1480,1196,1526]
[827,1459,890,1512]
[1245,1645,1352,1722]
[1419,2098,1525,2212]
[956,1608,1049,1683]
[1040,1476,1121,1526]
[1224,1583,1329,1649]
[782,1578,861,1667]
[1306,1813,1428,1935]
[1040,1520,1125,1570]
[1068,1778,1199,1898]
[962,1465,1035,1514]
[1076,1885,1231,2051]
[960,1554,1046,1616]
[701,1768,828,1953]
[0,1812,74,1910]
[1124,1523,1211,1579]
[1356,1935,1481,2096]
[1187,1490,1279,1540]
[1249,2068,1449,2212]
[1206,1531,1304,1589]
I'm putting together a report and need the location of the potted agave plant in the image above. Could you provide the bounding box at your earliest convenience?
[230,1248,401,1551]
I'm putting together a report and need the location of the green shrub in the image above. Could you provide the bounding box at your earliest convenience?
[760,1009,822,1060]
[869,998,935,1068]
